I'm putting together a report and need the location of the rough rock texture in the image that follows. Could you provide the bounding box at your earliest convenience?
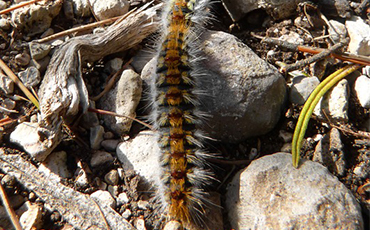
[116,130,160,184]
[19,202,43,230]
[11,0,63,36]
[0,73,14,94]
[314,79,349,121]
[221,0,305,21]
[18,67,41,88]
[98,69,142,135]
[69,0,91,17]
[226,152,363,230]
[201,31,287,142]
[346,16,370,55]
[354,74,370,109]
[141,31,286,143]
[10,122,61,161]
[39,151,72,182]
[313,128,346,176]
[89,0,129,20]
[290,76,320,105]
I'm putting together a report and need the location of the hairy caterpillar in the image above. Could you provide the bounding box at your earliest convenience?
[149,0,213,228]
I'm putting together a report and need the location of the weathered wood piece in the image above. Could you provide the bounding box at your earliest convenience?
[17,3,160,158]
[0,149,135,230]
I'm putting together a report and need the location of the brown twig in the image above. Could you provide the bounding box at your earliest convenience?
[91,59,133,101]
[257,35,370,72]
[0,0,46,15]
[88,107,154,130]
[280,39,349,73]
[0,180,22,230]
[35,7,137,43]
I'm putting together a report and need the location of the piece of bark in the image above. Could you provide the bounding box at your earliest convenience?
[15,3,161,160]
[0,149,135,230]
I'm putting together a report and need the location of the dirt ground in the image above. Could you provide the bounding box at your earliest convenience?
[0,0,369,229]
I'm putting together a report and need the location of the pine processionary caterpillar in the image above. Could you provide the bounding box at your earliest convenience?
[150,0,213,228]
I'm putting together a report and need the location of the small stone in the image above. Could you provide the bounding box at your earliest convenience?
[353,163,368,179]
[1,174,16,186]
[105,57,123,73]
[134,218,146,230]
[11,0,63,36]
[90,151,114,168]
[117,192,129,206]
[101,139,120,151]
[122,209,132,219]
[313,128,346,176]
[75,167,89,188]
[137,200,149,210]
[30,56,50,73]
[18,66,41,88]
[29,42,51,60]
[163,221,182,230]
[0,1,7,11]
[0,73,14,94]
[91,190,116,209]
[28,192,36,201]
[15,53,31,66]
[108,185,119,197]
[94,177,107,190]
[116,131,160,184]
[117,168,124,179]
[278,130,293,143]
[328,20,347,43]
[278,31,304,45]
[314,79,349,121]
[10,122,58,161]
[63,0,74,19]
[103,131,114,139]
[98,69,142,135]
[38,151,72,181]
[70,0,91,17]
[346,16,370,55]
[280,143,292,153]
[226,152,363,229]
[89,0,129,20]
[0,18,10,30]
[104,169,119,185]
[19,202,43,230]
[90,125,105,150]
[354,74,370,108]
[321,0,352,18]
[2,98,16,110]
[290,76,320,105]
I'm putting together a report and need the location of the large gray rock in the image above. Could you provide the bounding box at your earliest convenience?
[201,31,286,142]
[98,69,142,135]
[141,31,286,143]
[226,152,363,230]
